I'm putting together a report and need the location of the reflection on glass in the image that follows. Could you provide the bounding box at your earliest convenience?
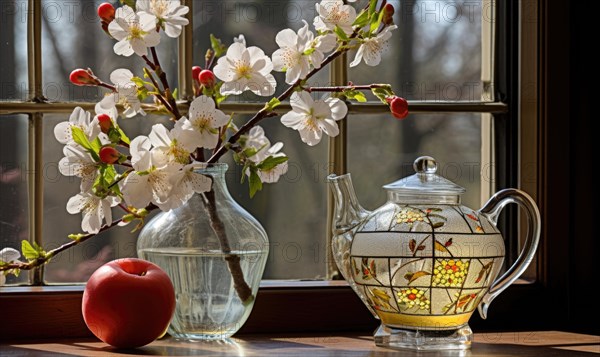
[40,0,178,103]
[0,115,29,285]
[350,0,484,101]
[348,113,483,210]
[1,0,28,101]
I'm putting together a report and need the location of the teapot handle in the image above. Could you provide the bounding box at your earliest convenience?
[476,188,541,319]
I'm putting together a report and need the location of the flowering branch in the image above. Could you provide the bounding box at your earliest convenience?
[1,0,410,300]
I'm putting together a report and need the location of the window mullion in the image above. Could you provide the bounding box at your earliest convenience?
[178,0,194,100]
[27,0,44,285]
[326,52,348,279]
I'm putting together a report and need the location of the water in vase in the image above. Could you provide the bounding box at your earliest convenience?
[139,248,267,340]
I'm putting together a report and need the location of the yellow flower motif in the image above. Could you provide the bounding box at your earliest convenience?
[396,208,427,225]
[432,259,470,287]
[397,288,430,311]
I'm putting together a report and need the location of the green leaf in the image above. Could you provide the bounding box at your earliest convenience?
[248,169,263,198]
[371,86,394,104]
[264,97,281,111]
[353,9,370,28]
[333,25,349,41]
[368,0,378,17]
[21,240,39,261]
[343,89,367,102]
[117,127,131,145]
[130,76,149,88]
[172,88,178,100]
[90,137,102,154]
[258,156,288,171]
[370,8,385,33]
[71,126,92,151]
[68,233,86,242]
[210,34,227,57]
[303,47,316,56]
[243,147,258,158]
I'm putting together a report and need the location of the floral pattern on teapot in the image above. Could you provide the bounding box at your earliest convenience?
[348,203,505,329]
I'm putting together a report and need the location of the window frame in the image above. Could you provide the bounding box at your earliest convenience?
[0,0,575,339]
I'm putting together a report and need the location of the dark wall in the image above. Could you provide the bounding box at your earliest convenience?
[567,0,595,332]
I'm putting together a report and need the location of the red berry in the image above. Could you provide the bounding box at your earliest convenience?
[98,3,115,23]
[382,3,395,25]
[69,69,100,86]
[192,66,202,82]
[198,69,216,88]
[97,114,113,134]
[386,96,409,119]
[99,146,120,164]
[407,293,416,300]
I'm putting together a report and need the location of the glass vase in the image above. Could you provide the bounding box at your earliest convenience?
[137,163,269,341]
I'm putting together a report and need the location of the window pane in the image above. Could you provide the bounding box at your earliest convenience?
[1,0,28,101]
[0,115,29,285]
[193,0,329,101]
[350,0,484,101]
[348,113,483,209]
[42,111,328,281]
[223,115,329,279]
[42,113,171,282]
[41,0,179,102]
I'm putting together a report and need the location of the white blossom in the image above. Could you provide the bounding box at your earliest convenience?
[233,34,246,46]
[314,0,357,36]
[96,69,145,118]
[137,0,189,38]
[272,21,336,84]
[243,126,288,183]
[108,5,161,57]
[165,163,212,209]
[281,91,348,146]
[213,42,276,96]
[121,136,182,211]
[59,145,99,193]
[66,192,120,234]
[54,107,100,146]
[147,122,197,165]
[350,25,397,67]
[179,96,230,149]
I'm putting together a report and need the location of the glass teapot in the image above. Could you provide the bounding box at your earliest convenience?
[327,156,540,351]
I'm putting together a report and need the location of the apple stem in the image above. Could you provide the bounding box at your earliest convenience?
[202,189,253,303]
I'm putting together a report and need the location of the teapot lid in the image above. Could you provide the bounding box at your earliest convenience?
[383,156,466,195]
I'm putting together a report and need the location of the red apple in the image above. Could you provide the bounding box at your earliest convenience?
[82,258,176,348]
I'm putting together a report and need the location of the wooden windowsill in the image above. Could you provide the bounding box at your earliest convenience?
[1,331,598,356]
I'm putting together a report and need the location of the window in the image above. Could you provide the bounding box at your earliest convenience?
[2,0,573,338]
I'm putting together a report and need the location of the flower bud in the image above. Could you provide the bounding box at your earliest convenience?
[69,69,100,86]
[99,146,121,164]
[382,4,395,26]
[97,114,113,134]
[198,69,216,88]
[386,96,408,119]
[98,3,115,23]
[192,66,202,83]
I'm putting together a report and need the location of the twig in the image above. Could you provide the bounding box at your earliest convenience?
[202,188,253,303]
[304,84,391,93]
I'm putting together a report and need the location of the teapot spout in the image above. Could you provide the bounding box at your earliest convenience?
[327,174,371,233]
[327,174,378,319]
